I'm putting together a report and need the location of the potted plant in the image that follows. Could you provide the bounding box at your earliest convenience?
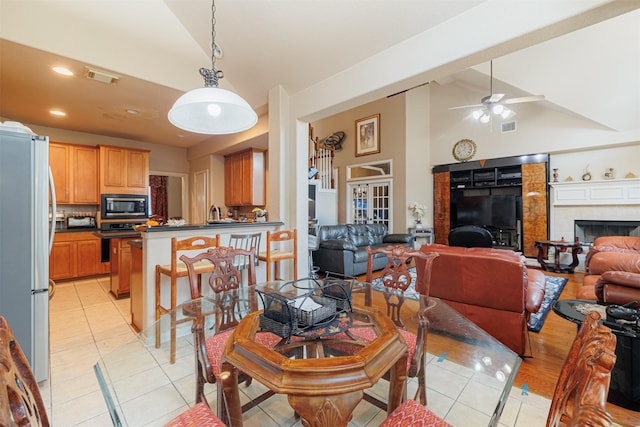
[252,207,267,222]
[408,202,426,228]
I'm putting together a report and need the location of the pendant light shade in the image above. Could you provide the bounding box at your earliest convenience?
[168,87,257,134]
[168,0,257,135]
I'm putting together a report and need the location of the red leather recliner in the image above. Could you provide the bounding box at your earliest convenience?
[576,236,640,308]
[415,244,546,356]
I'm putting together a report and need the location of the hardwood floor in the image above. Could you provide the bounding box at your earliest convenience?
[361,268,639,426]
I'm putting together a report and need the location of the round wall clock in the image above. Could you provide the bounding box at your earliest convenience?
[452,139,476,162]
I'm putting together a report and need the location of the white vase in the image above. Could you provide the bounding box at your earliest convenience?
[415,221,423,229]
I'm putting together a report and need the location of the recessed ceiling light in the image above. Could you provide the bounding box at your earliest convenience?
[52,66,73,76]
[126,109,139,115]
[50,109,66,117]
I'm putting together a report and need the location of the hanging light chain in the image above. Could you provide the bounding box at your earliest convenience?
[200,0,224,88]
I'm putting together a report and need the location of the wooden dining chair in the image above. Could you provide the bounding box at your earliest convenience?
[181,246,279,423]
[258,228,297,281]
[155,235,220,363]
[361,244,439,409]
[379,310,616,427]
[0,315,50,427]
[546,310,616,427]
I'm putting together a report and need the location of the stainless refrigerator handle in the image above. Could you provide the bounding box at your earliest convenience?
[48,166,56,254]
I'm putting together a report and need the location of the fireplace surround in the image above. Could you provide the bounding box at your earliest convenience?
[549,178,640,271]
[575,220,640,245]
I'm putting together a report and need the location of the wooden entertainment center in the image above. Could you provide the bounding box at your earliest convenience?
[433,154,549,258]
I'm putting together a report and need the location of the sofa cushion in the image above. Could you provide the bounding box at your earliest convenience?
[319,239,358,252]
[348,224,373,247]
[384,233,414,244]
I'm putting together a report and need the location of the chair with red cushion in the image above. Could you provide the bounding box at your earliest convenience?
[182,246,280,424]
[360,244,438,408]
[164,402,225,427]
[380,399,452,427]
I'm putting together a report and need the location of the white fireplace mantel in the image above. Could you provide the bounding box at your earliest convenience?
[550,178,640,206]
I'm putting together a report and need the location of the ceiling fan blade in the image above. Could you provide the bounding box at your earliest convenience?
[448,103,483,110]
[503,95,545,104]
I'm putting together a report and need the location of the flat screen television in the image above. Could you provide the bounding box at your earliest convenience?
[455,195,517,228]
[455,196,491,226]
[490,195,518,227]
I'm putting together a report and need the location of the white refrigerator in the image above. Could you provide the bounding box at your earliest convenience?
[0,128,56,382]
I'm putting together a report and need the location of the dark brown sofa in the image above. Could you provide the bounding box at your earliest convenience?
[415,244,546,355]
[576,236,640,308]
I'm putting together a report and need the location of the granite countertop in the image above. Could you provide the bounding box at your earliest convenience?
[56,227,99,233]
[142,221,284,233]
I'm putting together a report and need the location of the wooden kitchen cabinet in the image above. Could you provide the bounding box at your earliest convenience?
[110,237,135,299]
[224,148,265,207]
[50,232,109,280]
[49,142,99,204]
[99,145,149,195]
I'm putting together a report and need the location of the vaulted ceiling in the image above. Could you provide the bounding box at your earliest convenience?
[1,1,638,152]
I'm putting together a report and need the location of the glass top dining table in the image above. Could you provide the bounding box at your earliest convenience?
[94,278,521,427]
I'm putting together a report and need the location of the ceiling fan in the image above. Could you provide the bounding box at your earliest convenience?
[449,60,545,123]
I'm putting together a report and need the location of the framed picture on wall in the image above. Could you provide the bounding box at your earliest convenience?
[355,114,380,157]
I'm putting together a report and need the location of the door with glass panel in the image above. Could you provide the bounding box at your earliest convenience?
[348,181,391,229]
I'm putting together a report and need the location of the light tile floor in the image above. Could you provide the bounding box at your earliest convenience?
[41,277,553,426]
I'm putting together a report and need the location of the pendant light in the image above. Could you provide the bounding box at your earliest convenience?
[168,0,257,135]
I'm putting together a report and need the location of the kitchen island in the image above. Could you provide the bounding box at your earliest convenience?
[138,221,284,331]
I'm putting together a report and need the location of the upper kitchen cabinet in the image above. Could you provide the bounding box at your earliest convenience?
[49,142,99,204]
[99,145,149,195]
[224,148,266,207]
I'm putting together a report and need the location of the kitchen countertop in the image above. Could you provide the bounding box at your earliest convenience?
[92,221,283,239]
[56,227,99,233]
[143,220,283,233]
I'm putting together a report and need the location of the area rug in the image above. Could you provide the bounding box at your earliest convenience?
[527,275,568,332]
[370,267,568,332]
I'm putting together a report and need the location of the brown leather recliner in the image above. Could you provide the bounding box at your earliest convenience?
[575,236,640,308]
[415,244,546,356]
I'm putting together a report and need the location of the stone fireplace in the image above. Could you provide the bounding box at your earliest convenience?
[548,178,640,271]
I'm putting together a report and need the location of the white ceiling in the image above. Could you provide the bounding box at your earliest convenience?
[1,1,638,150]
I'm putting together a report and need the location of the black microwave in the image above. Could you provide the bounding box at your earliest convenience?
[101,194,149,219]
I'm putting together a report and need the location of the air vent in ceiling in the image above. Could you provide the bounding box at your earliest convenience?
[83,67,120,85]
[501,120,516,133]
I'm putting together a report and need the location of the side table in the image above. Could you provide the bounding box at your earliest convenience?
[552,299,640,411]
[408,227,434,249]
[535,240,583,273]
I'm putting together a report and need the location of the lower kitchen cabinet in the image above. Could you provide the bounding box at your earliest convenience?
[110,237,135,299]
[50,232,109,280]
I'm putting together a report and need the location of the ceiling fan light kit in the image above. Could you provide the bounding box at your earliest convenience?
[450,60,544,125]
[168,0,257,135]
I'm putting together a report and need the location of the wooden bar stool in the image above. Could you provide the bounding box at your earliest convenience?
[155,234,220,363]
[258,229,297,281]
